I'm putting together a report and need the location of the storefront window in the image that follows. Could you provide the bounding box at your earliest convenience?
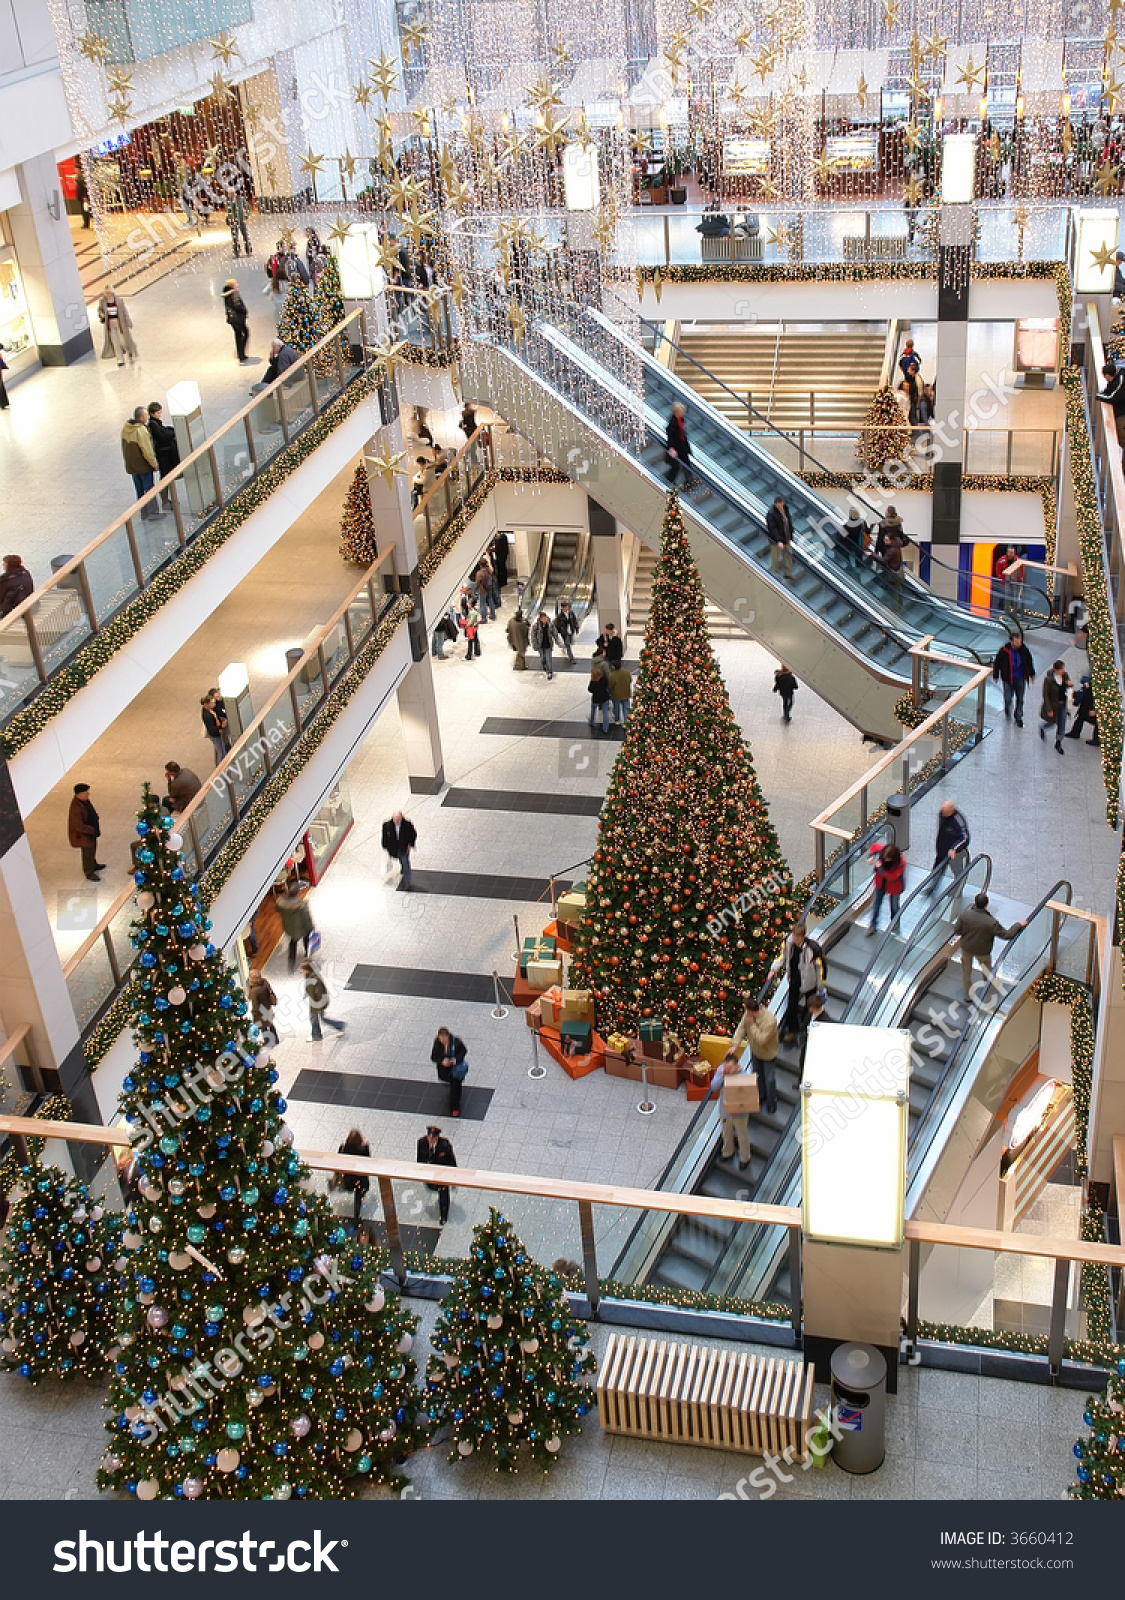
[304,780,354,885]
[0,220,34,372]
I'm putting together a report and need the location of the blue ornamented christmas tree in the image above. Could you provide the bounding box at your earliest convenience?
[98,784,427,1500]
[1069,1359,1125,1499]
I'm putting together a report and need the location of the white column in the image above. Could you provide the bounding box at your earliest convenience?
[589,498,626,643]
[7,152,92,365]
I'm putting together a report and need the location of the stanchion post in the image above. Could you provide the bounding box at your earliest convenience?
[528,1027,547,1079]
[637,1057,655,1115]
[512,914,521,963]
[491,969,509,1019]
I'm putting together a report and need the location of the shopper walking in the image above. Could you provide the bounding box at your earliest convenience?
[222,279,250,362]
[664,400,694,488]
[431,1027,468,1117]
[490,531,510,589]
[1066,675,1101,745]
[98,287,137,365]
[930,800,971,891]
[588,664,611,733]
[773,663,797,722]
[1039,660,1070,752]
[953,892,1025,1001]
[474,559,496,622]
[769,921,825,1043]
[301,959,346,1041]
[335,1129,370,1223]
[381,810,417,889]
[531,611,559,678]
[899,338,922,386]
[765,495,795,580]
[506,608,530,670]
[608,662,632,724]
[462,602,481,660]
[121,408,161,518]
[867,841,905,934]
[416,1123,456,1223]
[247,967,278,1047]
[731,994,780,1116]
[67,782,104,882]
[711,1050,755,1168]
[432,611,458,660]
[992,630,1034,726]
[0,554,34,616]
[147,401,180,510]
[201,689,230,767]
[226,184,253,258]
[276,881,314,970]
[554,599,579,663]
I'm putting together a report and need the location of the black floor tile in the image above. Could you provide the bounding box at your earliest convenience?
[289,1069,494,1122]
[345,965,500,1003]
[479,717,625,742]
[394,870,572,902]
[443,787,603,817]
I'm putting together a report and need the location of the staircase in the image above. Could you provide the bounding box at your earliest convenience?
[674,323,887,435]
[628,543,745,640]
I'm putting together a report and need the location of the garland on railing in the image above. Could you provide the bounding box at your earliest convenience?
[81,597,412,1072]
[1,367,383,759]
[1059,366,1124,830]
[0,1094,73,1191]
[399,344,458,370]
[416,471,498,587]
[496,465,573,486]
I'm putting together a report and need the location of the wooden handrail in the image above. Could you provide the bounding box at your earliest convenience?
[0,1025,31,1074]
[61,545,403,978]
[903,1217,1125,1270]
[413,424,490,524]
[0,308,368,633]
[1007,558,1078,580]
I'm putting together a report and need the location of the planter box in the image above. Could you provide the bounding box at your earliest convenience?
[670,186,687,204]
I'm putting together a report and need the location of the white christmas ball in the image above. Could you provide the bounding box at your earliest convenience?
[148,1216,162,1233]
[90,1206,104,1221]
[115,1256,130,1271]
[0,1338,17,1355]
[261,1141,275,1158]
[69,1331,87,1347]
[546,1437,562,1454]
[520,1338,539,1355]
[136,892,156,911]
[216,1448,240,1473]
[168,1252,191,1272]
[365,1287,385,1314]
[242,1305,266,1327]
[226,1246,246,1265]
[486,1314,503,1331]
[85,1256,102,1273]
[457,1440,474,1457]
[102,1453,121,1473]
[182,1478,203,1499]
[377,1422,396,1444]
[135,1479,160,1501]
[146,1306,169,1329]
[277,1126,294,1147]
[72,1206,88,1223]
[138,1292,154,1306]
[273,1484,292,1501]
[169,1374,188,1392]
[189,943,207,961]
[396,1333,413,1354]
[344,1429,363,1452]
[167,833,184,853]
[507,1410,524,1426]
[197,1203,217,1219]
[248,1390,264,1409]
[290,1414,312,1438]
[308,1332,325,1351]
[167,987,187,1006]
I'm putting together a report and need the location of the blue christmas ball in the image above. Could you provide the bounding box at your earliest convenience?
[1074,1442,1084,1458]
[140,953,157,969]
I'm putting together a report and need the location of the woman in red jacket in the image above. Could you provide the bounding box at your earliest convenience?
[867,841,905,934]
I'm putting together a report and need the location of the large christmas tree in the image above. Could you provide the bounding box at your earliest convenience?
[0,1159,123,1383]
[569,492,797,1048]
[277,281,320,354]
[314,253,350,369]
[425,1210,595,1473]
[98,785,427,1499]
[860,384,911,474]
[1069,1360,1125,1498]
[338,463,379,566]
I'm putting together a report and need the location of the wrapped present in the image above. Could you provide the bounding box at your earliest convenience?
[525,1000,543,1031]
[662,1031,684,1061]
[689,1058,715,1082]
[560,1019,592,1057]
[561,988,595,1024]
[698,1033,734,1069]
[605,1049,643,1081]
[520,935,556,975]
[539,985,564,1026]
[606,1031,631,1053]
[557,890,586,932]
[638,1018,664,1061]
[527,957,564,991]
[639,1018,663,1042]
[685,1060,716,1102]
[645,1056,684,1090]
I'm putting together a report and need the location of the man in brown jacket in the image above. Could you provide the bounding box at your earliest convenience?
[732,993,780,1115]
[164,762,201,813]
[68,782,104,881]
[953,892,1026,1001]
[121,407,161,520]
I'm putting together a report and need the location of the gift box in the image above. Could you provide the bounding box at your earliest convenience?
[606,1031,631,1052]
[525,1000,543,1031]
[541,1027,605,1080]
[560,1019,592,1056]
[520,935,556,975]
[644,1055,684,1091]
[685,1059,717,1101]
[639,1018,663,1042]
[698,1033,734,1069]
[561,988,595,1024]
[557,890,586,933]
[638,1018,664,1061]
[722,1072,760,1116]
[605,1048,643,1081]
[539,986,564,1027]
[527,957,564,991]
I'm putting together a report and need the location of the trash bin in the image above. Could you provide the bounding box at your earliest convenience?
[285,647,304,676]
[830,1342,886,1474]
[885,793,909,854]
[51,554,80,592]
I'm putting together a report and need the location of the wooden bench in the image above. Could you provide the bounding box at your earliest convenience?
[597,1332,815,1459]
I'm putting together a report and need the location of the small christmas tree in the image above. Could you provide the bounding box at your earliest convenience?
[425,1209,595,1472]
[1069,1361,1125,1499]
[569,492,798,1048]
[0,1160,123,1383]
[338,463,379,566]
[315,252,350,363]
[860,384,911,474]
[277,280,320,354]
[99,784,427,1499]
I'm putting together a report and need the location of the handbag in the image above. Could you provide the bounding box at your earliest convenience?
[307,930,322,957]
[449,1057,468,1081]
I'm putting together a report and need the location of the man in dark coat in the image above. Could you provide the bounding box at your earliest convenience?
[431,1028,467,1116]
[147,402,180,510]
[68,782,104,881]
[992,630,1035,727]
[416,1124,456,1222]
[555,599,579,663]
[490,531,510,588]
[765,496,794,579]
[664,401,693,487]
[953,892,1025,1001]
[930,800,971,891]
[381,809,417,889]
[0,554,34,616]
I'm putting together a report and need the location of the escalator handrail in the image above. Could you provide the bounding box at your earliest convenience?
[519,529,557,622]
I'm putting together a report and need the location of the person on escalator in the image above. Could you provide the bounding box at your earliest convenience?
[765,496,795,580]
[867,842,905,935]
[664,401,695,490]
[874,507,905,560]
[769,922,826,1044]
[841,508,869,555]
[992,630,1035,727]
[929,800,971,892]
[879,527,907,605]
[731,995,779,1116]
[555,598,579,663]
[952,892,1026,1003]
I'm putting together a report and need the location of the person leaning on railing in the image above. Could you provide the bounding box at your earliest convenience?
[1096,360,1125,459]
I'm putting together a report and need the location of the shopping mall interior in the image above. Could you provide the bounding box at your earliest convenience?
[1,0,1125,1520]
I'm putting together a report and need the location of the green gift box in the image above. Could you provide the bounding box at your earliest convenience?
[520,935,556,975]
[638,1019,663,1042]
[559,1019,592,1057]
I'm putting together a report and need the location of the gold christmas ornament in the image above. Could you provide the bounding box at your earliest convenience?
[209,30,242,67]
[77,30,112,65]
[364,446,408,487]
[298,146,326,179]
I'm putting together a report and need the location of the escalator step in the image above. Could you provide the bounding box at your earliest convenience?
[653,1254,713,1294]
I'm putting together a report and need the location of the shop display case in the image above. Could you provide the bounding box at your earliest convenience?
[822,132,880,194]
[302,780,354,885]
[721,136,771,199]
[0,246,34,374]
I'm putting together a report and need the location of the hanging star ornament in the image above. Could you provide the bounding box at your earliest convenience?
[445,177,474,211]
[1013,204,1030,231]
[77,29,111,65]
[631,128,653,157]
[527,76,563,114]
[448,269,466,311]
[209,30,242,68]
[1090,241,1118,273]
[108,96,133,128]
[880,0,900,25]
[636,265,647,300]
[327,214,352,247]
[387,170,424,212]
[507,302,527,342]
[340,150,359,182]
[278,223,297,250]
[923,31,948,63]
[401,18,427,62]
[749,49,775,85]
[903,120,922,152]
[1106,75,1125,112]
[401,204,437,248]
[592,207,618,251]
[373,235,402,279]
[907,30,925,72]
[906,71,930,102]
[551,40,573,71]
[354,80,374,109]
[364,446,408,487]
[410,103,432,137]
[903,173,925,205]
[298,146,326,179]
[956,55,986,93]
[369,52,399,101]
[856,72,869,111]
[687,0,714,21]
[536,108,570,158]
[767,221,789,247]
[209,71,236,105]
[1094,156,1120,194]
[735,26,754,52]
[105,66,133,96]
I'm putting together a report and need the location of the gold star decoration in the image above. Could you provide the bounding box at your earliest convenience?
[903,120,922,152]
[636,264,647,300]
[279,223,297,250]
[756,174,778,199]
[536,108,570,158]
[448,269,466,311]
[401,19,427,62]
[687,0,714,20]
[439,145,458,189]
[1106,75,1125,112]
[440,91,460,117]
[767,221,789,248]
[1110,0,1123,17]
[77,29,111,65]
[202,142,222,170]
[445,177,475,211]
[209,70,235,105]
[369,51,399,101]
[735,26,753,52]
[907,30,925,72]
[500,127,528,165]
[1094,156,1120,194]
[354,81,374,109]
[107,96,132,128]
[387,170,424,213]
[857,72,869,110]
[1013,204,1030,231]
[527,75,563,114]
[751,103,778,138]
[460,110,486,153]
[327,214,352,247]
[881,0,900,24]
[631,128,653,157]
[210,30,241,68]
[364,446,407,487]
[956,55,986,93]
[592,207,618,251]
[664,47,685,89]
[906,70,930,102]
[507,302,527,341]
[670,27,689,53]
[105,66,133,96]
[551,40,573,70]
[728,81,749,113]
[923,30,948,63]
[373,235,402,279]
[340,149,359,182]
[410,103,432,137]
[401,203,437,248]
[812,155,834,183]
[298,146,326,179]
[1090,241,1118,273]
[903,173,925,205]
[749,49,775,84]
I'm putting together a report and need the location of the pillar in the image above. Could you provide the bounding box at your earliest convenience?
[589,498,626,644]
[6,151,93,366]
[0,759,102,1173]
[930,205,972,557]
[365,367,446,793]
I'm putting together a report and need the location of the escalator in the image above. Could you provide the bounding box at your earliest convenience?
[467,290,1033,737]
[519,527,596,625]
